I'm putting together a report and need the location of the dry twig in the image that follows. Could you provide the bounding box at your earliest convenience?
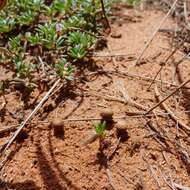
[144,78,190,115]
[154,85,190,131]
[174,183,190,190]
[0,79,61,159]
[134,0,178,65]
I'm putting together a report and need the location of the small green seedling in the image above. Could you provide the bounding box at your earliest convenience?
[94,121,107,150]
[81,121,107,146]
[94,121,107,137]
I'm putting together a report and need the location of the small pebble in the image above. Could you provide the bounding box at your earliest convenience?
[51,119,64,137]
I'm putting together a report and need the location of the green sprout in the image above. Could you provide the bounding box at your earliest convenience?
[14,56,34,78]
[94,121,107,137]
[69,45,86,60]
[0,18,15,33]
[8,36,23,54]
[55,59,74,80]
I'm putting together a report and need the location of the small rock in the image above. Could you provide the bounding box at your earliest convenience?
[100,109,114,120]
[51,119,64,138]
[116,120,127,129]
[111,31,122,38]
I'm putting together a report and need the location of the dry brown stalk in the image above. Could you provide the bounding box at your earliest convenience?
[134,0,179,65]
[154,85,190,131]
[144,78,190,115]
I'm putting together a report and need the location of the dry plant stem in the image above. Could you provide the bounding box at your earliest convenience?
[108,137,121,160]
[0,79,61,156]
[103,69,190,89]
[174,183,190,190]
[77,91,148,111]
[100,0,111,31]
[158,168,174,190]
[0,47,12,57]
[142,155,162,190]
[134,0,178,66]
[154,85,190,131]
[162,152,176,190]
[3,110,190,136]
[147,40,183,90]
[184,1,190,29]
[117,171,135,186]
[144,78,190,115]
[0,94,6,110]
[106,168,117,190]
[91,53,135,58]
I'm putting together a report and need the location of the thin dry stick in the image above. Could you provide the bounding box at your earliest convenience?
[106,168,117,190]
[174,183,190,190]
[1,79,61,155]
[108,137,121,160]
[134,0,178,66]
[147,38,184,90]
[144,77,190,115]
[158,168,174,190]
[154,85,190,131]
[142,155,162,190]
[104,69,190,89]
[91,53,135,58]
[184,1,190,30]
[100,0,111,32]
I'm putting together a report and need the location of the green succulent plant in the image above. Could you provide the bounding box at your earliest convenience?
[55,59,74,80]
[0,0,113,90]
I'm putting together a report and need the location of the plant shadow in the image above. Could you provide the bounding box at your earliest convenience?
[35,128,81,190]
[0,179,40,190]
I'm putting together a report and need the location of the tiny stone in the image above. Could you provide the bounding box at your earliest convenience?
[51,119,64,138]
[111,31,122,38]
[100,109,114,120]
